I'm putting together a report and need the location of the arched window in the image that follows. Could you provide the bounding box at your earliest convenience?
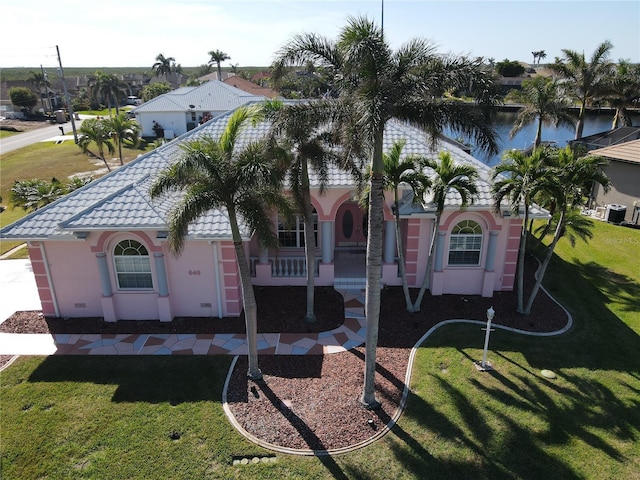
[277,208,318,248]
[448,220,483,265]
[113,239,153,289]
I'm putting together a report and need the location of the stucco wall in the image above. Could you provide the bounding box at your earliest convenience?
[594,161,640,223]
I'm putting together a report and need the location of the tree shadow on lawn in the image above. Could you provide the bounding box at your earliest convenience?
[570,258,640,316]
[392,384,583,480]
[28,356,232,404]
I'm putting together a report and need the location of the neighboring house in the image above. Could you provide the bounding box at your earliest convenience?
[197,71,236,82]
[571,127,640,224]
[222,76,279,99]
[132,80,265,138]
[0,103,545,322]
[588,139,640,224]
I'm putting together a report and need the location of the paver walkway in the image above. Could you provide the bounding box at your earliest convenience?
[0,290,366,357]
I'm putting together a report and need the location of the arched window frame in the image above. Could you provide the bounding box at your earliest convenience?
[277,207,318,248]
[113,239,153,290]
[448,219,483,266]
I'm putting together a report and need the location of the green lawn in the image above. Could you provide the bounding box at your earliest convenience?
[1,222,638,479]
[0,139,152,255]
[0,130,21,139]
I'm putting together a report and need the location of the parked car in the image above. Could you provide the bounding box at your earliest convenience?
[126,96,142,106]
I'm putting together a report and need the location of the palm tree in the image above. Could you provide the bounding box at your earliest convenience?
[413,151,478,311]
[9,176,91,212]
[77,118,115,172]
[551,40,614,139]
[491,148,550,313]
[152,54,176,77]
[267,100,343,323]
[105,113,141,166]
[273,15,499,408]
[150,106,288,380]
[91,72,127,116]
[523,147,610,314]
[538,50,547,65]
[380,139,430,312]
[506,76,575,148]
[208,49,231,80]
[601,60,640,129]
[28,71,47,112]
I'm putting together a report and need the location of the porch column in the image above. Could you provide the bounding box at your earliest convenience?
[153,253,169,296]
[96,253,112,296]
[433,231,447,272]
[259,246,269,264]
[485,231,499,272]
[384,220,396,264]
[321,221,332,263]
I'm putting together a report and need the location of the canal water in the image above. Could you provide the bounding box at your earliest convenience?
[454,111,640,167]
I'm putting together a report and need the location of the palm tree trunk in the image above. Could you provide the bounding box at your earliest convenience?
[84,147,111,172]
[516,206,530,313]
[523,209,564,314]
[229,207,262,380]
[301,158,316,323]
[217,63,223,81]
[360,130,384,409]
[117,138,124,166]
[534,118,542,148]
[394,192,414,312]
[413,213,439,311]
[575,99,587,139]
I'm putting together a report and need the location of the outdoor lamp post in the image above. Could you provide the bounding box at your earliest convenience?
[480,306,495,370]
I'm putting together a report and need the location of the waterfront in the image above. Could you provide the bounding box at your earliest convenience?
[464,111,640,166]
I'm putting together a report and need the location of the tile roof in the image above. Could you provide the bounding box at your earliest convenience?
[589,139,640,164]
[134,80,264,113]
[1,101,539,241]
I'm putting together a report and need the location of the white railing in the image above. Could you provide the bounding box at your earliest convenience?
[250,256,321,277]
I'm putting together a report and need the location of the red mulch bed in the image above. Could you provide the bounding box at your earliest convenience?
[1,257,569,453]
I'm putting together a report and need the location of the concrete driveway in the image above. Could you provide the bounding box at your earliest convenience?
[0,259,41,323]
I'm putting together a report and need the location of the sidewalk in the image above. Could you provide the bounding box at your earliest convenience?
[0,281,366,356]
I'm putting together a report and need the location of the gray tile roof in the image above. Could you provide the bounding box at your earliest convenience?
[134,80,264,113]
[1,101,542,241]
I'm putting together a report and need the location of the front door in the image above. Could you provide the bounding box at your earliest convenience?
[336,202,367,247]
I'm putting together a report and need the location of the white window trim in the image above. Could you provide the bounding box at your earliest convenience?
[277,210,318,249]
[113,239,154,290]
[448,220,483,267]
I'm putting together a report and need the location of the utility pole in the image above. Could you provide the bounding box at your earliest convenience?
[56,45,78,143]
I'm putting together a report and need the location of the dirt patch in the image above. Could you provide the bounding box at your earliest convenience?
[0,118,53,132]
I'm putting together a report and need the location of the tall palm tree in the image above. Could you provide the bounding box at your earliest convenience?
[152,54,176,77]
[413,151,478,311]
[208,49,230,80]
[380,139,430,312]
[274,15,499,408]
[523,147,610,314]
[150,106,288,380]
[105,113,141,166]
[267,101,344,323]
[507,76,575,148]
[90,72,126,116]
[77,118,115,172]
[601,60,640,129]
[551,40,614,139]
[491,148,550,313]
[28,71,47,111]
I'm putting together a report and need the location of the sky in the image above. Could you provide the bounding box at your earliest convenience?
[2,0,639,70]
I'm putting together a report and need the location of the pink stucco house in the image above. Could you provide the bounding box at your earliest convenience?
[1,105,546,322]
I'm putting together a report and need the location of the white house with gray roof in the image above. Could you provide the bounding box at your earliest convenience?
[133,80,264,138]
[1,102,545,323]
